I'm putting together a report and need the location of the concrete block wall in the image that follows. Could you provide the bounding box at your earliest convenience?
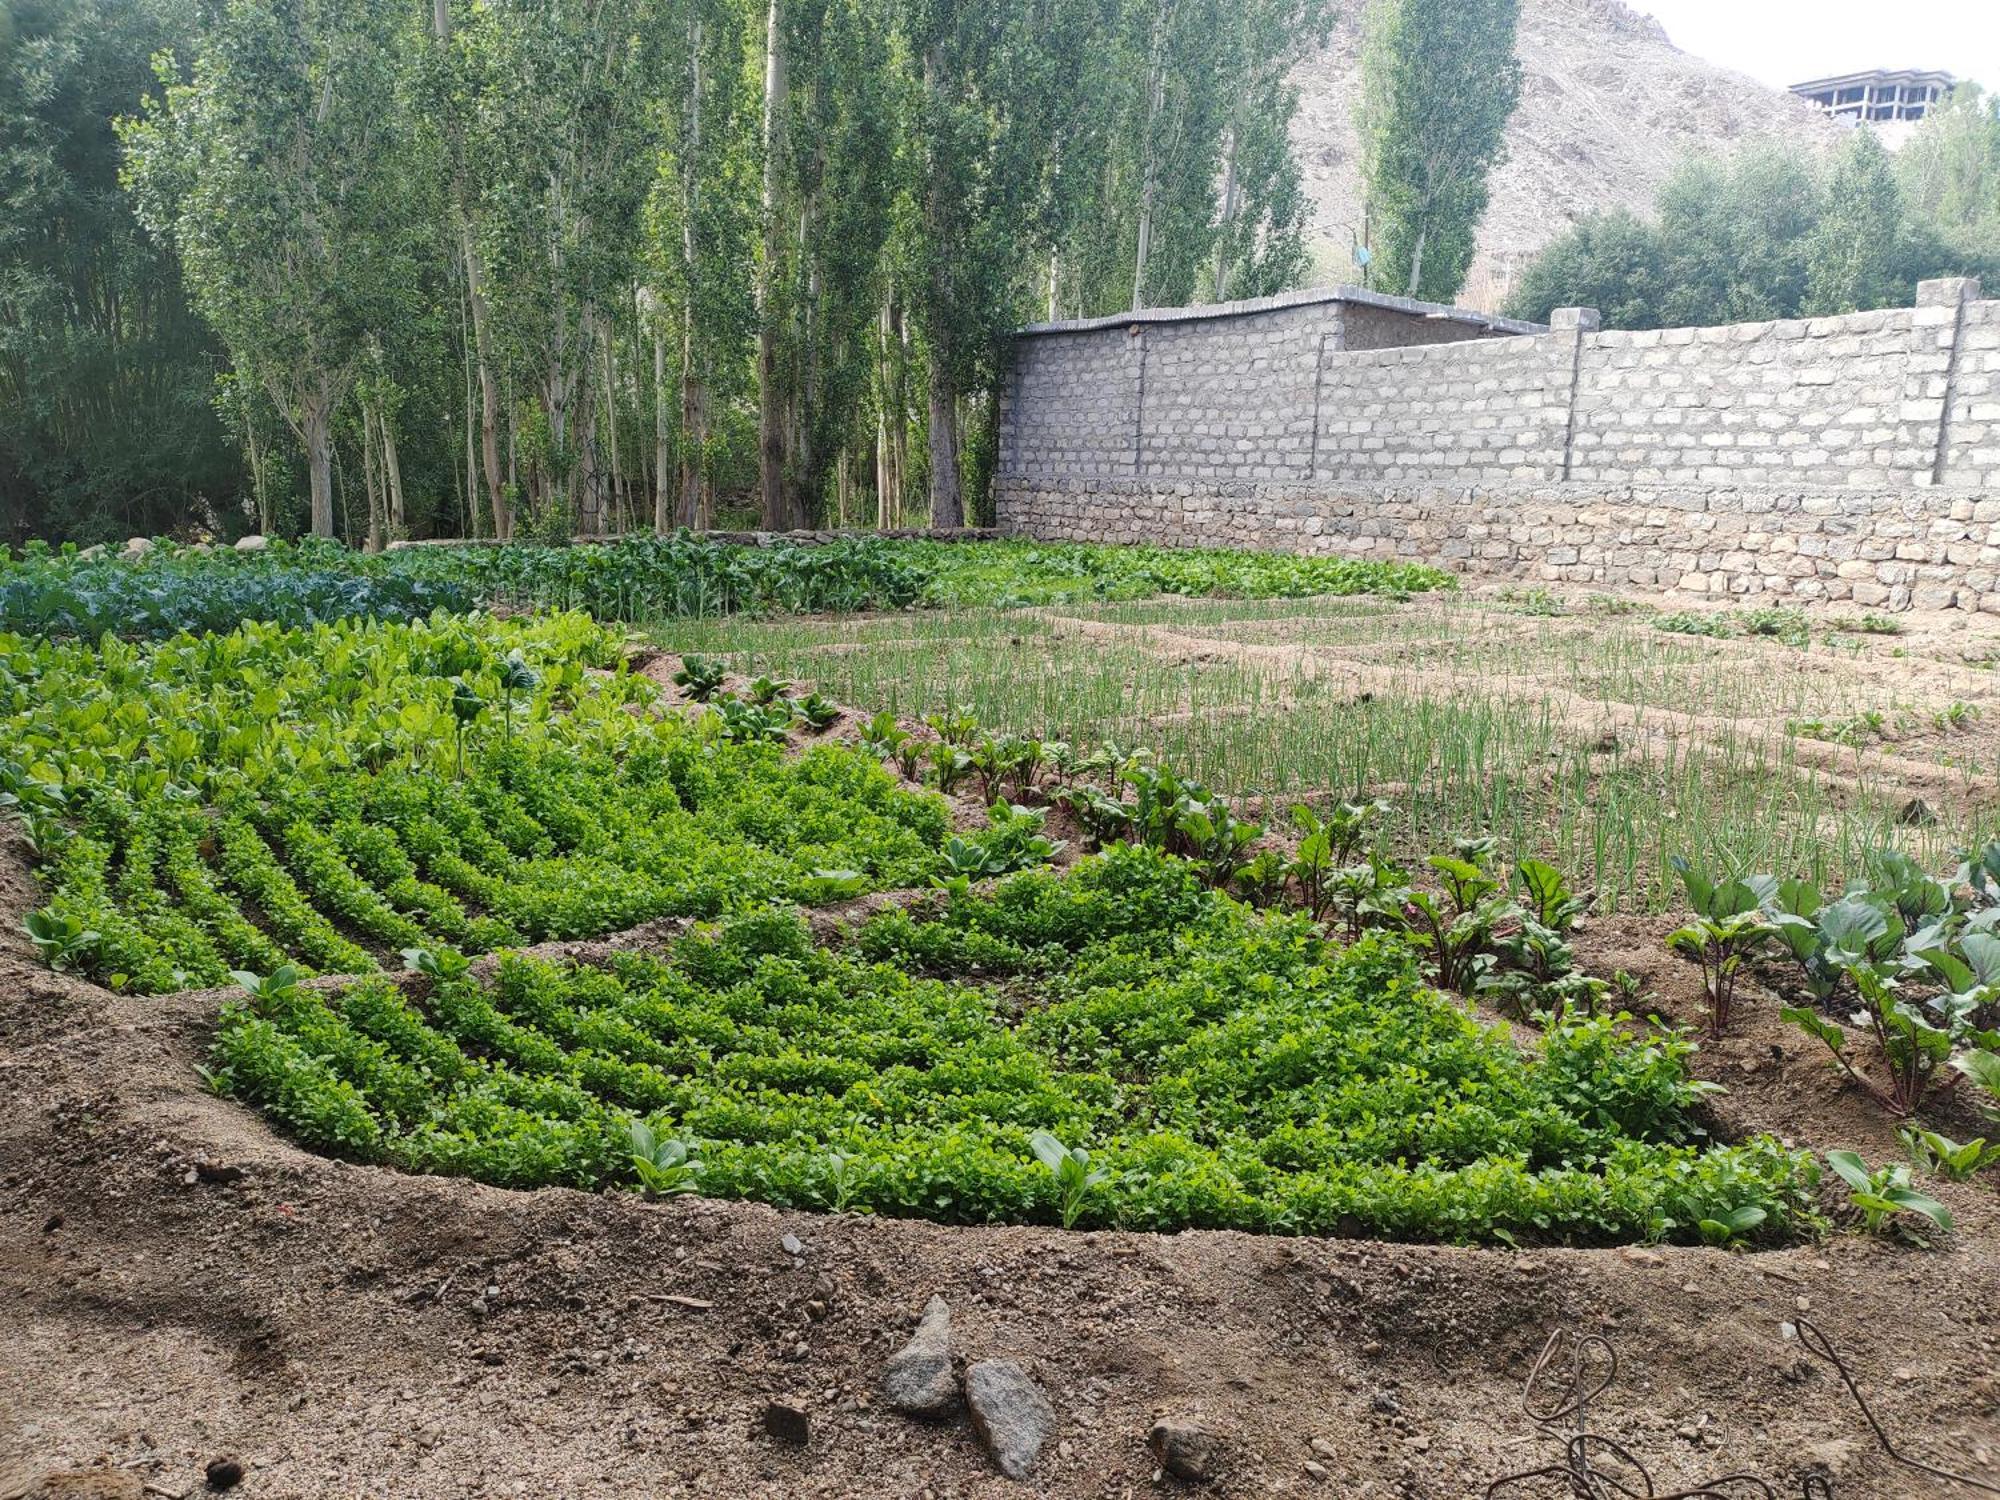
[996,279,2000,610]
[1314,333,1572,483]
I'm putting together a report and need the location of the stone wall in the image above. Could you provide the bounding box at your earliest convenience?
[996,279,1999,610]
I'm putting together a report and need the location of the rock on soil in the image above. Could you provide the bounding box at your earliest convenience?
[882,1294,956,1413]
[965,1359,1054,1480]
[761,1400,810,1446]
[1147,1418,1228,1482]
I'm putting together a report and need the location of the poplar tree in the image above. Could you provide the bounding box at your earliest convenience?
[1358,0,1521,303]
[120,0,421,538]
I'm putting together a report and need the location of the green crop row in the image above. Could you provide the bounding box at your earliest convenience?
[7,612,952,992]
[210,846,1819,1246]
[0,534,1454,640]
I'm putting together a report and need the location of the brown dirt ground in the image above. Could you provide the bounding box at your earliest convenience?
[6,635,2000,1500]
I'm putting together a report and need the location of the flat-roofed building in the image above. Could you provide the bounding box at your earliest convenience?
[1791,69,1956,126]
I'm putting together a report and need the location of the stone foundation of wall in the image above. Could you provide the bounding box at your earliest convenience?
[996,477,2000,613]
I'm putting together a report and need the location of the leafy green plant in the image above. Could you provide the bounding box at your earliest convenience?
[1825,1149,1951,1237]
[798,868,870,903]
[24,908,99,972]
[498,649,540,739]
[747,674,791,706]
[923,705,981,748]
[859,710,910,765]
[1900,1126,1998,1181]
[671,655,728,701]
[1028,1129,1110,1229]
[926,740,976,794]
[448,678,484,778]
[231,962,308,1012]
[1404,839,1511,995]
[716,697,794,743]
[401,946,473,981]
[1956,1049,2000,1117]
[1666,858,1776,1036]
[792,692,841,732]
[628,1118,704,1197]
[1783,966,1964,1117]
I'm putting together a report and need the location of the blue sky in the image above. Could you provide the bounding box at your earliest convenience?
[1635,1,1999,95]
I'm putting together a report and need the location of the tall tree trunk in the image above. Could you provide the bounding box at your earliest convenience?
[362,400,384,553]
[654,325,673,531]
[1133,8,1168,313]
[381,404,406,538]
[302,392,335,538]
[600,324,623,535]
[1405,223,1427,300]
[756,0,788,531]
[1211,120,1239,299]
[678,13,707,531]
[432,0,508,541]
[462,285,480,537]
[926,366,961,529]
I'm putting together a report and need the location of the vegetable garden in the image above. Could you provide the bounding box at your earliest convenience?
[6,535,2000,1256]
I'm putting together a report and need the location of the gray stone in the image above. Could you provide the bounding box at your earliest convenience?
[965,1358,1052,1480]
[781,1233,803,1257]
[122,536,153,556]
[1147,1417,1228,1482]
[882,1295,956,1413]
[234,533,269,552]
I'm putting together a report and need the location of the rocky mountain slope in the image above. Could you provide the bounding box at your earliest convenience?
[1293,0,1844,310]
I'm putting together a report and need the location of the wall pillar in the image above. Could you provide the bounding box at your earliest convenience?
[1550,306,1600,481]
[1918,277,1980,485]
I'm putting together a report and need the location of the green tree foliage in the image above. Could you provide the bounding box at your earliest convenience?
[1358,0,1521,303]
[13,0,1327,544]
[120,0,425,538]
[1804,131,1904,317]
[0,0,242,545]
[1510,124,2000,330]
[1897,84,2000,256]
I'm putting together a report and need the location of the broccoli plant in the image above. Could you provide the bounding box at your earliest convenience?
[1028,1129,1110,1229]
[1825,1149,1952,1237]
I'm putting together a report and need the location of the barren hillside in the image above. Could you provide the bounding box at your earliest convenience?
[1294,0,1844,311]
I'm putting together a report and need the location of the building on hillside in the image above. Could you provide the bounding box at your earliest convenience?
[1790,69,1955,126]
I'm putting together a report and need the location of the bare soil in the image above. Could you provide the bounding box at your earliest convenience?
[7,627,2000,1500]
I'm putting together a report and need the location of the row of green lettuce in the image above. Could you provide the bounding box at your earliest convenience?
[0,534,1454,640]
[212,847,1818,1245]
[7,612,959,993]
